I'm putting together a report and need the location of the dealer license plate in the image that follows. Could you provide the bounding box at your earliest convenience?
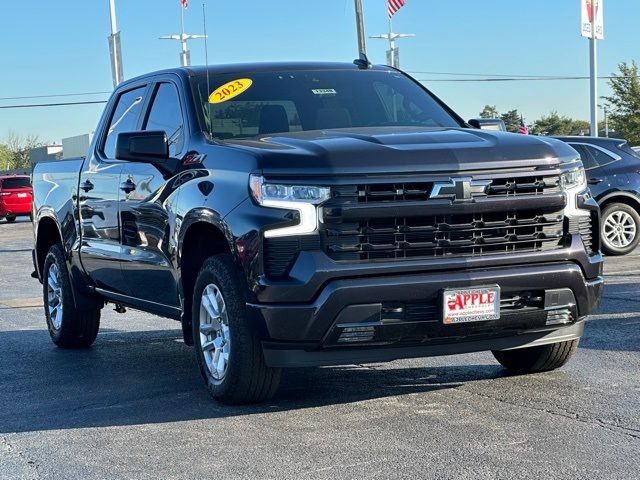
[17,193,27,198]
[442,286,500,325]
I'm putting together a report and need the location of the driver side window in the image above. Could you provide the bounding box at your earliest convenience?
[144,83,185,157]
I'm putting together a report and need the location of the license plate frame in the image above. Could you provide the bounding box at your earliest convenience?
[442,285,501,325]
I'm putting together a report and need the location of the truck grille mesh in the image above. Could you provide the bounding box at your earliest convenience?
[321,210,565,261]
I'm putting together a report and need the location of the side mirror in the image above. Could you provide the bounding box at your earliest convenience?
[115,131,169,163]
[468,119,482,129]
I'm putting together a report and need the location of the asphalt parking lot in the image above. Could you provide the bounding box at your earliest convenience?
[0,218,638,479]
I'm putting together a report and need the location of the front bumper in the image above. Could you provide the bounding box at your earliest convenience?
[248,245,603,367]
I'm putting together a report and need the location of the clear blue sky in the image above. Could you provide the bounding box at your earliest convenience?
[1,0,638,143]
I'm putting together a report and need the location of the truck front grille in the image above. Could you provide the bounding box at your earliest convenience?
[262,172,568,278]
[321,209,565,262]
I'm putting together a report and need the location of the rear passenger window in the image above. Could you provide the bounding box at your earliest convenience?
[570,144,598,170]
[584,145,616,167]
[102,86,146,159]
[144,83,185,157]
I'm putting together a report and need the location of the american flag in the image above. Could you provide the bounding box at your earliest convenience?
[519,116,528,135]
[388,0,406,19]
[181,0,188,8]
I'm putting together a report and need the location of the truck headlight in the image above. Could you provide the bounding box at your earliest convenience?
[560,167,587,191]
[249,175,330,238]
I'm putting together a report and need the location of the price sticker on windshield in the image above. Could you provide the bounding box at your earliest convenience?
[209,78,253,104]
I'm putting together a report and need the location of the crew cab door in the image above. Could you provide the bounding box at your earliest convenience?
[118,81,186,307]
[78,84,148,293]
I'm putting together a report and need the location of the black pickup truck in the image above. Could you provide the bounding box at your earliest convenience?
[32,62,604,404]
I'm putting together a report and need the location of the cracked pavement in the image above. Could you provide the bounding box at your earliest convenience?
[0,219,638,479]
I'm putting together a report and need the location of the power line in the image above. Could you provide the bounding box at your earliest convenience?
[418,76,630,83]
[407,70,639,79]
[0,100,108,110]
[0,91,111,101]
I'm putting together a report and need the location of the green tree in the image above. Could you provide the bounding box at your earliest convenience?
[3,132,45,169]
[571,120,591,135]
[500,109,521,133]
[531,111,573,136]
[0,144,12,171]
[603,61,640,144]
[479,105,499,119]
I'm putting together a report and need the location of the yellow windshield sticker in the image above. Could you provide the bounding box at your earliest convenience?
[208,78,253,104]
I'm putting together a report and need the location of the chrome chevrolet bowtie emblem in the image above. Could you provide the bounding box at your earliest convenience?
[430,178,492,202]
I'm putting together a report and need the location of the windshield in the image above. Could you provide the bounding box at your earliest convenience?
[1,177,30,189]
[191,69,461,140]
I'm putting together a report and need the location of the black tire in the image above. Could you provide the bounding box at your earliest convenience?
[600,203,640,256]
[43,244,101,348]
[5,215,16,223]
[192,254,281,404]
[492,339,579,374]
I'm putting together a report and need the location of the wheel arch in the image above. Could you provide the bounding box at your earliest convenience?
[35,214,64,281]
[178,209,238,344]
[597,191,640,213]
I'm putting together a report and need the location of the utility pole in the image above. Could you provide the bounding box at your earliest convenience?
[354,0,367,58]
[599,104,609,137]
[160,2,206,66]
[107,0,124,88]
[370,19,415,68]
[589,20,598,137]
[583,0,603,137]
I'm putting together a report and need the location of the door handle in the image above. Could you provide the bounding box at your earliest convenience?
[80,180,94,192]
[120,179,136,194]
[588,178,603,185]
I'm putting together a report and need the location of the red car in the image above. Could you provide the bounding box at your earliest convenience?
[0,175,33,223]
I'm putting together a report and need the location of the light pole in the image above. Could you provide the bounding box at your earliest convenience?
[107,0,124,87]
[354,0,367,58]
[598,104,609,137]
[160,2,206,66]
[370,19,415,68]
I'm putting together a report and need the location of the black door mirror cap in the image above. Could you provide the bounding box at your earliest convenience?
[115,131,169,164]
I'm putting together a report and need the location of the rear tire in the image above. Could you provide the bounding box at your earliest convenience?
[492,339,579,374]
[192,254,281,404]
[43,244,101,348]
[5,215,16,223]
[600,203,640,256]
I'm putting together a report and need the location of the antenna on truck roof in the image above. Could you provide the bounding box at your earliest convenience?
[202,3,213,139]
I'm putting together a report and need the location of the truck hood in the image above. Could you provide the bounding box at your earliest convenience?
[222,127,577,177]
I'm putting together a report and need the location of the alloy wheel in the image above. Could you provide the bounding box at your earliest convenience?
[199,284,231,381]
[603,210,637,249]
[47,264,63,330]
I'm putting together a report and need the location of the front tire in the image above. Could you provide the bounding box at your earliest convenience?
[192,254,281,405]
[492,339,579,374]
[43,244,101,348]
[601,203,640,256]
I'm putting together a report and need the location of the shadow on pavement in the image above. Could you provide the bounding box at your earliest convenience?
[0,327,505,434]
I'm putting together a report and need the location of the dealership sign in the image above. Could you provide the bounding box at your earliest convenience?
[581,0,604,39]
